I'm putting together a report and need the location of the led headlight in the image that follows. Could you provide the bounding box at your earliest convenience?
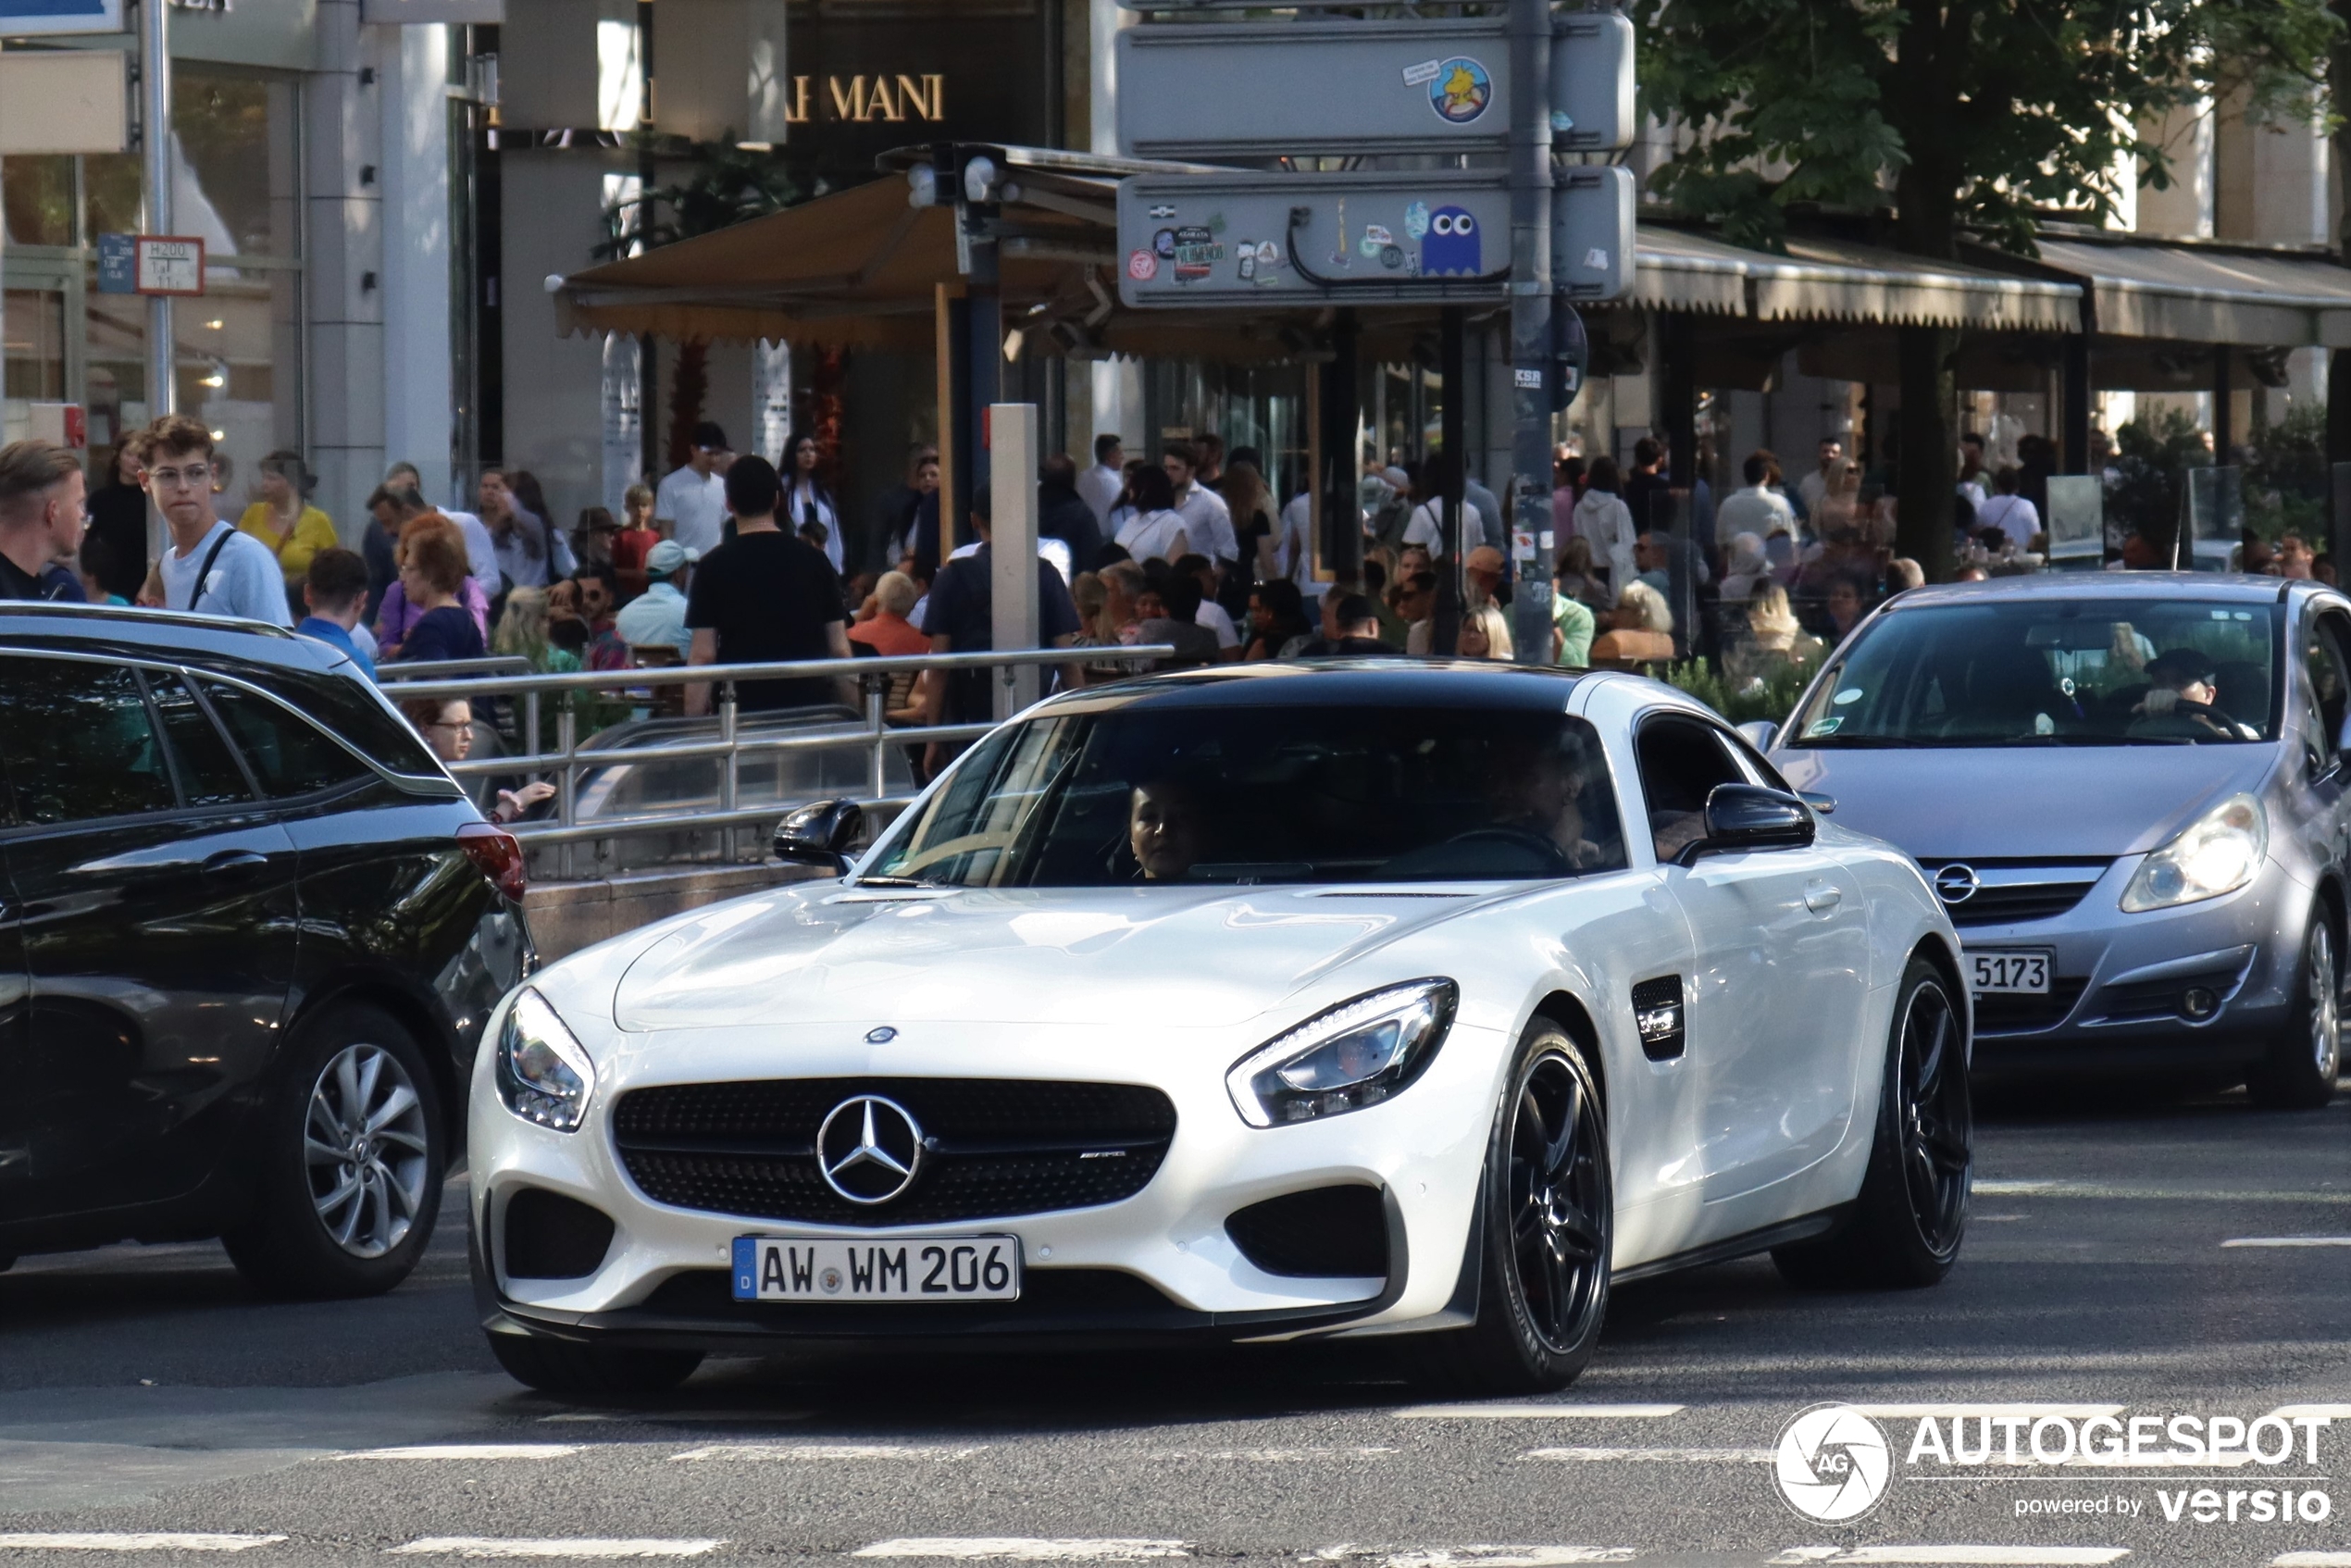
[2120,793,2268,913]
[1226,978,1458,1127]
[496,988,597,1132]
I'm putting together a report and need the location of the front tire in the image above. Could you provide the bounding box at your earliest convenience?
[1417,1023,1611,1393]
[489,1333,703,1400]
[1774,956,1970,1290]
[223,1003,444,1300]
[2248,908,2341,1110]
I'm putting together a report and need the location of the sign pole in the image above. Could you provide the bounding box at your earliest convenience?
[140,0,173,417]
[1506,0,1553,665]
[1437,305,1466,655]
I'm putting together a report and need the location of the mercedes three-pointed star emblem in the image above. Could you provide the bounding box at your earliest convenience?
[815,1094,925,1205]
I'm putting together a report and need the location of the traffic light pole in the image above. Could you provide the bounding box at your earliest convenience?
[1506,0,1554,665]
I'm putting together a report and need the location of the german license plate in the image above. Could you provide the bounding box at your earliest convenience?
[730,1235,1021,1302]
[1969,949,2052,995]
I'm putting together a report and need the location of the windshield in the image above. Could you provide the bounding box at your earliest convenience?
[864,704,1628,888]
[1785,599,2283,749]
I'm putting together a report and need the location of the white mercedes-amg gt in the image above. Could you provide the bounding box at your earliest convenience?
[473,662,1972,1397]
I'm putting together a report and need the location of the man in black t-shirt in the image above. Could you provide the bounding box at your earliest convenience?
[685,454,852,714]
[0,441,88,602]
[920,489,1083,725]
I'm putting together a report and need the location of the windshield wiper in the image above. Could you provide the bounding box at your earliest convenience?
[854,875,939,888]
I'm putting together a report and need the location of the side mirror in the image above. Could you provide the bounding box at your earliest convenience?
[1798,790,1837,815]
[1678,783,1815,865]
[775,799,865,875]
[1735,719,1780,753]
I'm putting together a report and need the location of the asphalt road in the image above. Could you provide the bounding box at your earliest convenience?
[1,1080,2345,1568]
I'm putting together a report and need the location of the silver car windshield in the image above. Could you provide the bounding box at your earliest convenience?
[863,705,1627,888]
[1785,599,2284,749]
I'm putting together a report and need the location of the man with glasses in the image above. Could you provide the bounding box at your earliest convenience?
[144,416,292,626]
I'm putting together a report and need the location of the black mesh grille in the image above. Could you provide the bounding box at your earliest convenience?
[1972,978,2089,1034]
[1920,861,2108,928]
[1225,1186,1389,1278]
[503,1188,617,1280]
[612,1077,1176,1226]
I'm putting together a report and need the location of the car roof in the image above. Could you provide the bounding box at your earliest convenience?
[1049,658,1591,713]
[1882,572,2318,610]
[0,602,353,678]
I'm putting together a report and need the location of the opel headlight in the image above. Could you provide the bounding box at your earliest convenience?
[2120,793,2268,913]
[1226,979,1458,1127]
[496,988,597,1132]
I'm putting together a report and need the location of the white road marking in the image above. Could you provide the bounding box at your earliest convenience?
[1392,1403,1684,1420]
[1772,1549,2128,1565]
[386,1541,725,1560]
[1521,1446,1773,1462]
[2273,1554,2351,1566]
[1383,1550,1637,1567]
[2223,1237,2351,1247]
[1974,1179,2347,1203]
[0,1535,286,1553]
[2267,1404,2351,1420]
[669,1443,984,1462]
[854,1542,1189,1562]
[338,1445,582,1462]
[1846,1404,2126,1419]
[1149,1447,1396,1462]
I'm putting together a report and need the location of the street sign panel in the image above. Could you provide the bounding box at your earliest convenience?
[0,48,125,153]
[1116,15,1633,158]
[95,232,135,292]
[0,0,122,35]
[1117,167,1633,307]
[133,236,205,296]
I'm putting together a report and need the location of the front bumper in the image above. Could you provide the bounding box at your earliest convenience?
[1953,854,2306,1073]
[466,1009,1501,1353]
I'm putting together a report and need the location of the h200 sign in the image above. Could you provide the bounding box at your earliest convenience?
[133,236,206,297]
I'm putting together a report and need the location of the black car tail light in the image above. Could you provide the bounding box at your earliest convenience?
[458,821,527,902]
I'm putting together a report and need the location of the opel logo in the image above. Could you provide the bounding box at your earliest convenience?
[815,1095,924,1205]
[1933,864,1981,905]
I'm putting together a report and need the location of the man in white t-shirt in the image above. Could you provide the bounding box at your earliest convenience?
[1715,452,1797,546]
[1797,436,1843,519]
[1077,432,1125,529]
[143,416,292,625]
[1163,441,1237,570]
[655,420,733,557]
[1277,488,1314,582]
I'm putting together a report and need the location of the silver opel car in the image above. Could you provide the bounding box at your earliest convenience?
[1757,574,2345,1107]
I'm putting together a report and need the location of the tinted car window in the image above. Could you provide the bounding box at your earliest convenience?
[201,678,371,797]
[868,705,1626,887]
[263,662,442,778]
[1636,715,1747,862]
[0,655,177,825]
[1785,598,2283,746]
[144,671,255,806]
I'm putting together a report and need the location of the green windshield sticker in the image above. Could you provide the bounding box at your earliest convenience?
[1805,716,1843,738]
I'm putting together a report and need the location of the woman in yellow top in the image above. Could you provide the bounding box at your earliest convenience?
[237,451,339,599]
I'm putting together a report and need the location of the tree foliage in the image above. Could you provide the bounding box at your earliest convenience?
[1631,0,2339,260]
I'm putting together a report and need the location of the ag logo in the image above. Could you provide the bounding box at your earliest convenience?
[1773,1403,1892,1522]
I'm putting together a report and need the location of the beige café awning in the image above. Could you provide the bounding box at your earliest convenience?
[2031,236,2351,348]
[1625,228,2083,333]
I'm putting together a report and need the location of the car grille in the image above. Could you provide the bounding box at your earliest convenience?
[611,1077,1177,1226]
[1919,860,2110,928]
[1972,978,2089,1035]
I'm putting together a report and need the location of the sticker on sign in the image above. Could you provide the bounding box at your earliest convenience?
[1401,59,1443,87]
[134,236,205,296]
[1514,367,1544,389]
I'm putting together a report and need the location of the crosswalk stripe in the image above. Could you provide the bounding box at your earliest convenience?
[339,1445,582,1462]
[1379,1549,1637,1566]
[2222,1237,2351,1247]
[669,1443,984,1462]
[1393,1403,1684,1420]
[384,1540,724,1560]
[1773,1549,2129,1565]
[0,1536,286,1553]
[853,1541,1190,1561]
[1845,1405,2124,1419]
[2272,1554,2351,1566]
[2266,1404,2351,1420]
[1522,1446,1773,1462]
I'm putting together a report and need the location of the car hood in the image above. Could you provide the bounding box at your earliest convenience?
[612,881,1499,1032]
[1772,742,2279,860]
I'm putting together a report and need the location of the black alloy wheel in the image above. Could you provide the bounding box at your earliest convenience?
[1414,1025,1611,1392]
[1897,976,1971,1258]
[1507,1052,1611,1355]
[1773,955,1970,1290]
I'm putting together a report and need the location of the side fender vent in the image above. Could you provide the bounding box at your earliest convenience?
[1631,976,1686,1062]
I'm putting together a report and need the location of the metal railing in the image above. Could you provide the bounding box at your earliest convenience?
[386,645,1173,879]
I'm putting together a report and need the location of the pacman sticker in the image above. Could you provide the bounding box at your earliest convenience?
[1422,206,1482,276]
[1429,57,1492,124]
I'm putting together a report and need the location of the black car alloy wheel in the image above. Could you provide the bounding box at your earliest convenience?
[1897,977,1970,1258]
[1505,1048,1610,1355]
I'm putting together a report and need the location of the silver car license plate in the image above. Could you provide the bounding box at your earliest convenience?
[1969,949,2052,995]
[730,1236,1022,1301]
